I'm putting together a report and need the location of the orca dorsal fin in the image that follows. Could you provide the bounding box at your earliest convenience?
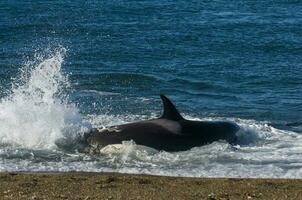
[160,95,183,121]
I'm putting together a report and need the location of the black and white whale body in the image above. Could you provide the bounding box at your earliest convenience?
[85,95,240,152]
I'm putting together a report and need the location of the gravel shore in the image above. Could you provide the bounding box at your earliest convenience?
[1,172,301,200]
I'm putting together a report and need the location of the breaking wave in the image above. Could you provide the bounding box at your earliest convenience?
[0,48,88,149]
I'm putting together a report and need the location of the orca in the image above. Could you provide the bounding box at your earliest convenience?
[84,95,240,152]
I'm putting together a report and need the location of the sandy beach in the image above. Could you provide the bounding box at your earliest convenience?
[1,172,301,200]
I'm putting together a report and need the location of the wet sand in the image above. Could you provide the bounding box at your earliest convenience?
[0,172,301,200]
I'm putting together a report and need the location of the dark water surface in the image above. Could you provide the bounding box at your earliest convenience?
[1,1,302,122]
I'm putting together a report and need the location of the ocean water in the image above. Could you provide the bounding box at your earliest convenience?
[0,1,302,178]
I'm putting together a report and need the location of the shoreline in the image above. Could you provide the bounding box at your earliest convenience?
[1,172,302,199]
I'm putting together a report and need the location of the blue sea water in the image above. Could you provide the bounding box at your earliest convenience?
[0,1,301,177]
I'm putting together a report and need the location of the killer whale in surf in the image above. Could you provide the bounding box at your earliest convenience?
[84,95,240,152]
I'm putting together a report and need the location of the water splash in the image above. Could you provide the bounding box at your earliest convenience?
[0,48,87,149]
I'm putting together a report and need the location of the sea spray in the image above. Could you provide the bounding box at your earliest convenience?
[0,48,88,149]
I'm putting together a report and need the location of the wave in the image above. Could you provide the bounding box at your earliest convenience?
[0,48,88,149]
[81,90,120,96]
[79,114,302,178]
[1,113,301,178]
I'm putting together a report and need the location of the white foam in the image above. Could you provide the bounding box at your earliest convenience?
[81,90,120,96]
[0,48,87,149]
[74,114,302,178]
